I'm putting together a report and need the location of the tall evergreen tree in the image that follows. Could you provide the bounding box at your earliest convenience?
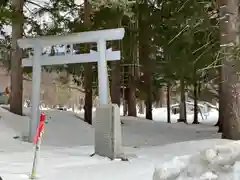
[10,0,24,115]
[218,0,240,139]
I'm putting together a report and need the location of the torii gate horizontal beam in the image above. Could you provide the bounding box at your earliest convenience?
[22,49,120,67]
[18,28,125,48]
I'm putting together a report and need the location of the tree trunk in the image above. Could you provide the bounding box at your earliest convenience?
[156,87,165,108]
[167,82,171,123]
[145,75,153,120]
[110,19,122,106]
[10,0,24,115]
[138,100,144,114]
[218,79,224,132]
[139,0,152,120]
[178,74,187,123]
[192,66,199,124]
[218,0,240,139]
[193,81,199,124]
[111,59,121,106]
[122,87,127,116]
[128,74,137,116]
[123,101,128,116]
[126,15,138,117]
[125,65,136,117]
[215,67,223,133]
[83,0,92,125]
[128,27,137,116]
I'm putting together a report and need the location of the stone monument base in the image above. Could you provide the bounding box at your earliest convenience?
[94,104,123,160]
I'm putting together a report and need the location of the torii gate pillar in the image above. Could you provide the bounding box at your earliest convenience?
[97,39,108,104]
[30,45,42,142]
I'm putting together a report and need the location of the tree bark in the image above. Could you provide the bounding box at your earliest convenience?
[138,100,144,114]
[83,0,92,125]
[110,19,122,106]
[156,87,165,108]
[218,0,240,139]
[218,78,224,132]
[111,59,121,106]
[128,21,137,117]
[123,87,128,116]
[10,0,24,115]
[193,81,199,124]
[144,72,153,120]
[178,74,187,123]
[127,74,137,116]
[215,67,223,133]
[139,0,152,120]
[193,66,199,124]
[167,82,171,123]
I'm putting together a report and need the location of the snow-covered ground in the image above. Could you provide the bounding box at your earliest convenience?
[0,136,235,180]
[0,103,232,180]
[1,137,239,180]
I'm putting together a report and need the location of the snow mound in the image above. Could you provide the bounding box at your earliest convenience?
[153,141,240,180]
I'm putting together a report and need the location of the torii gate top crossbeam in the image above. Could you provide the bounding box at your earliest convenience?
[18,28,125,48]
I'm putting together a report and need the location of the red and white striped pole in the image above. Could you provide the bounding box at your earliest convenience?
[30,113,46,179]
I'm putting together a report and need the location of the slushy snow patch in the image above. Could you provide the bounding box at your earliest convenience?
[153,141,240,180]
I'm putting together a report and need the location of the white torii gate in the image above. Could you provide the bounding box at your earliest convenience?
[18,28,125,142]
